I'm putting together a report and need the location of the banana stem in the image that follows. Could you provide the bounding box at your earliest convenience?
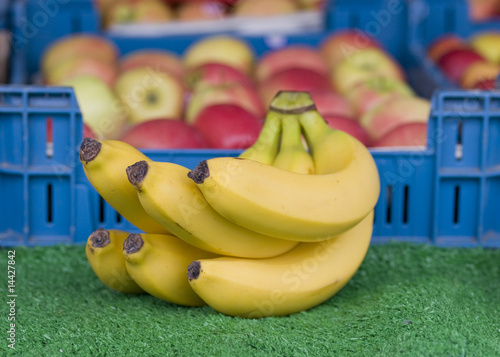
[89,228,110,248]
[79,137,102,164]
[279,115,305,151]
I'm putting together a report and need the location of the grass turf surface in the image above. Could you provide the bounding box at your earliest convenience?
[0,242,499,356]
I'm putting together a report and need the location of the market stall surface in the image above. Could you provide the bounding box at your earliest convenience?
[1,242,499,356]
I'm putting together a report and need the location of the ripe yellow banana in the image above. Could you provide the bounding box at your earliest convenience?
[187,93,380,242]
[79,138,170,234]
[126,160,298,258]
[122,232,218,307]
[187,210,374,318]
[238,109,281,165]
[85,228,144,294]
[272,114,315,174]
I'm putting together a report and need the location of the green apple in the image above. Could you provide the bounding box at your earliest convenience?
[114,66,184,124]
[63,75,127,140]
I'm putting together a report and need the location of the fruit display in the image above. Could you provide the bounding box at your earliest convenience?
[80,91,381,318]
[96,0,325,28]
[467,0,500,22]
[42,30,430,149]
[427,30,500,90]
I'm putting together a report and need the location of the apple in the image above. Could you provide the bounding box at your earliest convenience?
[372,122,427,148]
[467,0,499,22]
[255,45,329,83]
[309,90,354,118]
[183,35,255,76]
[176,1,226,21]
[331,48,406,94]
[344,76,415,118]
[460,61,500,89]
[233,0,299,17]
[104,0,173,28]
[64,75,126,140]
[323,114,371,147]
[41,34,119,75]
[185,82,265,123]
[474,78,497,90]
[258,67,332,109]
[119,49,185,80]
[119,118,207,149]
[83,123,97,139]
[437,48,486,83]
[192,104,263,149]
[44,56,119,87]
[296,0,325,10]
[360,96,431,142]
[185,62,254,91]
[427,34,468,62]
[114,66,184,124]
[469,31,500,64]
[320,29,382,69]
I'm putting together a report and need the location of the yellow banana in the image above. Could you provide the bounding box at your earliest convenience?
[122,232,218,307]
[79,138,170,234]
[187,92,380,242]
[188,210,374,318]
[85,228,144,294]
[272,114,315,174]
[126,160,298,258]
[238,109,281,165]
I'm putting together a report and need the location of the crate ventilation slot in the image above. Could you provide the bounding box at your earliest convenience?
[455,120,463,161]
[99,196,105,224]
[46,117,53,159]
[403,185,409,224]
[453,185,460,224]
[47,183,53,224]
[116,212,122,224]
[386,185,393,224]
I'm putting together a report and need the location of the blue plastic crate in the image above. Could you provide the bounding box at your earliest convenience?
[407,0,500,98]
[0,86,499,247]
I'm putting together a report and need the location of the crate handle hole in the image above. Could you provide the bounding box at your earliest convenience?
[47,183,53,223]
[386,185,393,224]
[453,185,460,224]
[46,117,54,159]
[402,185,409,224]
[455,120,463,161]
[116,212,122,224]
[99,196,105,224]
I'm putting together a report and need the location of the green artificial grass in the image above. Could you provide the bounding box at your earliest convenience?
[0,242,499,356]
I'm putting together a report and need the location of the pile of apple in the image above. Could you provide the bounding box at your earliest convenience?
[428,30,500,90]
[96,0,324,29]
[467,0,500,22]
[41,30,431,149]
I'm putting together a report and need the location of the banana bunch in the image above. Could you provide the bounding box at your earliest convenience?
[81,91,380,318]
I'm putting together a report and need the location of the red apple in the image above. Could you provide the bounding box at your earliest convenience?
[320,29,382,69]
[83,123,97,139]
[186,82,265,123]
[467,0,499,22]
[360,96,431,142]
[185,62,255,90]
[460,61,500,89]
[259,67,332,108]
[372,122,427,148]
[177,1,226,21]
[323,114,371,147]
[119,118,207,149]
[427,34,468,62]
[233,0,299,17]
[474,78,497,90]
[192,104,262,149]
[119,49,185,80]
[437,48,486,83]
[255,45,329,83]
[309,90,354,118]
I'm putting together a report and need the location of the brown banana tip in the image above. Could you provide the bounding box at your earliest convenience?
[187,160,209,184]
[123,233,144,255]
[270,103,317,115]
[79,137,101,164]
[90,228,110,248]
[187,261,201,281]
[126,160,149,188]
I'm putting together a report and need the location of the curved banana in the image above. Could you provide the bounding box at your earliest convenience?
[85,228,144,294]
[238,109,281,165]
[126,160,298,258]
[122,232,218,307]
[272,114,315,174]
[188,210,374,318]
[187,92,380,242]
[79,138,170,234]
